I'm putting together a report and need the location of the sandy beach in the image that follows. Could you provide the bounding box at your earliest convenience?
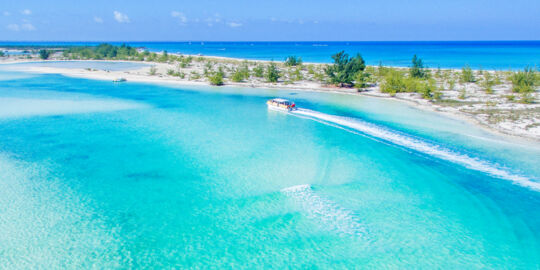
[1,56,539,142]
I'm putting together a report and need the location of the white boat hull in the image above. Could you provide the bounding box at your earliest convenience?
[267,104,295,112]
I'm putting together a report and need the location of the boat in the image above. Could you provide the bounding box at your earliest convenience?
[266,98,296,112]
[113,78,127,82]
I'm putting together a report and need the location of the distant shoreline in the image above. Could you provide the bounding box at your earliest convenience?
[2,40,539,70]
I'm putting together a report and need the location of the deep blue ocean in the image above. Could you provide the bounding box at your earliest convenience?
[2,41,540,69]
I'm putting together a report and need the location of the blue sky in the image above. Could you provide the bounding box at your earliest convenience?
[1,0,539,41]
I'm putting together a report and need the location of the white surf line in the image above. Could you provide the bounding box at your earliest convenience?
[281,184,364,236]
[291,108,540,191]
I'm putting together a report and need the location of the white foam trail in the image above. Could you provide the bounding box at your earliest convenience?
[281,184,364,236]
[292,109,540,191]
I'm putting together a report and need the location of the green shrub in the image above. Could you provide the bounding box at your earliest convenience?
[461,65,475,83]
[190,71,201,80]
[289,67,303,81]
[354,71,370,89]
[482,72,495,94]
[307,65,316,75]
[158,51,169,62]
[448,79,456,90]
[380,70,406,95]
[420,79,437,99]
[265,63,280,83]
[253,64,264,78]
[506,95,516,102]
[377,62,389,78]
[173,71,185,79]
[208,72,224,86]
[285,56,303,66]
[231,69,246,82]
[510,67,537,93]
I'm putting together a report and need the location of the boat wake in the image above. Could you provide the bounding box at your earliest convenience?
[281,184,364,236]
[291,108,540,191]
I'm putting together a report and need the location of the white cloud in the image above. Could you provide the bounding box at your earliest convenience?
[3,11,10,16]
[20,23,35,31]
[171,11,187,24]
[7,24,19,31]
[113,11,130,23]
[227,22,242,28]
[94,16,103,23]
[21,9,31,15]
[205,17,220,27]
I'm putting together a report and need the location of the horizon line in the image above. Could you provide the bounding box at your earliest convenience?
[1,40,539,43]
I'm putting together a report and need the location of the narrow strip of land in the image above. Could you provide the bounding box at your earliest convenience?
[1,44,538,141]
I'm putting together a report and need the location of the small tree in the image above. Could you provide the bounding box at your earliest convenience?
[253,64,264,78]
[0,51,5,57]
[285,56,302,67]
[265,63,280,83]
[325,51,366,87]
[209,72,224,86]
[410,54,426,78]
[39,49,51,60]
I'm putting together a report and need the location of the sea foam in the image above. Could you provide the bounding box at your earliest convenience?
[281,184,364,236]
[292,109,540,191]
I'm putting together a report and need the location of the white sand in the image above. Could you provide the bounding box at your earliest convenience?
[1,58,538,142]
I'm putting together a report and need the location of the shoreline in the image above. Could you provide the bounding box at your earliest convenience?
[1,58,539,143]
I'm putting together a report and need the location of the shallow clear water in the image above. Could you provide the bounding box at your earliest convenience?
[2,41,540,69]
[1,68,540,268]
[2,60,148,71]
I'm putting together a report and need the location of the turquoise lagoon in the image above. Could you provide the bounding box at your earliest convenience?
[1,63,540,268]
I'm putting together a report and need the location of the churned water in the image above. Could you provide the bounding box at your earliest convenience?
[1,66,540,268]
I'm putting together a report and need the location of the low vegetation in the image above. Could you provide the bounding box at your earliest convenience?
[4,43,539,138]
[7,43,538,105]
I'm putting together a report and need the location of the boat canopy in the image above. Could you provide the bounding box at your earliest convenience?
[271,98,292,105]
